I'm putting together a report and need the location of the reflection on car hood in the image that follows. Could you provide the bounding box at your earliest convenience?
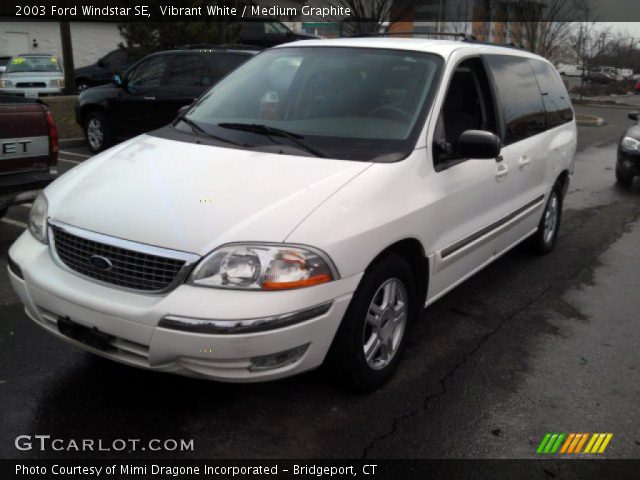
[45,134,372,255]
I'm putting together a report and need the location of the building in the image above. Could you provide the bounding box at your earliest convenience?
[0,20,123,67]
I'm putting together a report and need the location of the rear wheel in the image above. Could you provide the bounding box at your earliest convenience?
[84,111,111,153]
[616,166,634,187]
[326,254,416,392]
[527,185,563,255]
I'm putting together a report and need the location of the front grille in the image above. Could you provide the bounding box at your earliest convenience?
[52,226,187,292]
[16,82,46,88]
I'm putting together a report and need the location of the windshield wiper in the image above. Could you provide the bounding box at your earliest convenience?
[218,123,327,158]
[175,116,244,147]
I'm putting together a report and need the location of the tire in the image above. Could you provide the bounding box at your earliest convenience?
[616,166,633,187]
[325,253,417,392]
[84,110,111,153]
[76,79,91,94]
[526,185,563,255]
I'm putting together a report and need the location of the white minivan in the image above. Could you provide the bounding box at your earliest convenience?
[8,38,576,391]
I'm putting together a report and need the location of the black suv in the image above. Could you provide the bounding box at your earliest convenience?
[74,48,143,94]
[75,47,258,153]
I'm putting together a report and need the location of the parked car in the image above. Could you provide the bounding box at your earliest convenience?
[635,79,640,94]
[556,63,583,77]
[617,68,633,80]
[0,55,11,76]
[239,20,318,47]
[0,54,64,97]
[584,72,613,84]
[0,95,58,218]
[75,47,259,153]
[616,112,640,187]
[74,48,143,94]
[9,39,576,391]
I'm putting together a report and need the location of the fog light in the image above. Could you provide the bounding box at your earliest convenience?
[249,344,309,372]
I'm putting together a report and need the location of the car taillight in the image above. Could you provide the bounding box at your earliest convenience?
[45,110,58,163]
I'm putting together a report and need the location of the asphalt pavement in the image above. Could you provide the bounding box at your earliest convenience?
[1,107,639,461]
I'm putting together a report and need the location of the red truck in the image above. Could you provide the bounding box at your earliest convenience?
[0,95,58,218]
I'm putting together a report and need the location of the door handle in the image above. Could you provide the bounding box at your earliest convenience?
[495,163,509,182]
[518,155,531,170]
[143,96,156,101]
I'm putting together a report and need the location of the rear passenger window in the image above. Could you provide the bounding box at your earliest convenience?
[528,59,574,128]
[485,55,546,145]
[167,55,211,87]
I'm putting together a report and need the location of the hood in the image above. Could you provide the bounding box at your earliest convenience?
[3,71,63,80]
[46,135,371,255]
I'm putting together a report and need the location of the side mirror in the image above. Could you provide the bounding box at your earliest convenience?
[458,130,502,159]
[629,112,639,122]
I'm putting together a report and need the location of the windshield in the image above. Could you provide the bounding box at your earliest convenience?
[181,47,443,161]
[5,56,63,74]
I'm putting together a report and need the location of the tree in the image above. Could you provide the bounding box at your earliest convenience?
[508,0,591,60]
[332,0,413,36]
[117,1,239,54]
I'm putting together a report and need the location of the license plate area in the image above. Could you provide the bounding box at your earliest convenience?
[24,90,39,98]
[57,316,115,352]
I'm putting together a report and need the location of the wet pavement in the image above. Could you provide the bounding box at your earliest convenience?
[1,106,639,460]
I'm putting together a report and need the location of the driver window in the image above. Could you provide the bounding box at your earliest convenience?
[127,55,168,88]
[434,57,497,167]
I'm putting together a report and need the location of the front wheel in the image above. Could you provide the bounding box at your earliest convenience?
[526,186,562,254]
[325,254,416,392]
[84,111,111,153]
[616,166,634,187]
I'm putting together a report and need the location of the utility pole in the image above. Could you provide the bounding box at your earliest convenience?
[59,22,76,95]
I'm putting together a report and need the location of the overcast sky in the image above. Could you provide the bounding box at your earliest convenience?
[605,22,640,39]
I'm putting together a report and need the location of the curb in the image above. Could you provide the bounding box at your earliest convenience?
[576,115,605,127]
[59,138,85,148]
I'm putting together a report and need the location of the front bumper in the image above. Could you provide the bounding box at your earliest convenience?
[8,231,361,382]
[617,148,640,175]
[0,87,63,97]
[0,170,57,211]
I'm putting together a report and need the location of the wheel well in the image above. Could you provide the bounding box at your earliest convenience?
[370,239,429,308]
[80,105,105,126]
[556,170,570,198]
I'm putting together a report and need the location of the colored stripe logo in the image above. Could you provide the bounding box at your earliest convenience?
[537,433,613,454]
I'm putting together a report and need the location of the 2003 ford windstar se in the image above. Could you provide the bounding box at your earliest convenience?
[8,38,576,391]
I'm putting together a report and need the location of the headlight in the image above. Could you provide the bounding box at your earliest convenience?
[28,193,48,244]
[0,79,13,88]
[189,244,337,290]
[49,79,64,88]
[621,136,640,152]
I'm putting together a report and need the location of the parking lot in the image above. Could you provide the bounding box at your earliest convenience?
[1,104,639,460]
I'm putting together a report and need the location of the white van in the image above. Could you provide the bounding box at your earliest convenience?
[8,38,576,391]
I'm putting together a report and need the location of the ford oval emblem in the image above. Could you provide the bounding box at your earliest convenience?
[88,255,113,271]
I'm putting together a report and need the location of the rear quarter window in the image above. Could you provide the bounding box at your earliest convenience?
[485,55,546,145]
[528,59,574,128]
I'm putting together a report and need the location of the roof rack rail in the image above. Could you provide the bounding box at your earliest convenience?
[350,31,475,41]
[350,31,524,49]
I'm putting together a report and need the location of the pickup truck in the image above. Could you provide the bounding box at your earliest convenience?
[0,95,58,218]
